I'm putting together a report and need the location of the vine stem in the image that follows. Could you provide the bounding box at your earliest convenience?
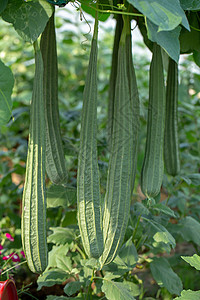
[75,244,86,260]
[132,214,141,243]
[1,261,27,276]
[83,3,143,18]
[86,268,95,300]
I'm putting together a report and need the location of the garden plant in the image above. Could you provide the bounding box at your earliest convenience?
[1,0,200,299]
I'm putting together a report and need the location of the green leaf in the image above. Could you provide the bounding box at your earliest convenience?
[47,296,70,300]
[102,278,136,300]
[61,210,77,227]
[143,218,176,249]
[0,0,8,14]
[181,254,200,270]
[64,281,82,296]
[193,50,200,67]
[37,269,68,290]
[81,0,110,22]
[153,231,175,247]
[56,255,73,273]
[48,227,76,245]
[47,185,76,208]
[150,257,183,295]
[102,256,131,277]
[123,281,140,297]
[119,238,138,267]
[174,290,200,300]
[180,0,200,10]
[126,0,189,31]
[179,216,200,246]
[0,60,14,126]
[152,203,176,218]
[48,245,69,268]
[2,0,53,42]
[147,19,181,63]
[187,174,200,186]
[180,12,200,54]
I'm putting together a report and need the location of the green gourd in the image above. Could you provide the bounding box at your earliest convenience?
[164,57,180,176]
[77,18,103,259]
[40,11,68,186]
[100,16,137,266]
[141,43,166,199]
[125,21,140,192]
[21,41,48,274]
[107,14,123,149]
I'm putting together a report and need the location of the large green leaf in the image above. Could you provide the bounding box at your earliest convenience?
[179,216,200,245]
[150,257,183,295]
[147,19,181,63]
[0,60,14,126]
[48,227,76,245]
[126,0,189,31]
[119,238,138,267]
[180,0,200,10]
[81,0,110,22]
[48,245,69,268]
[47,185,76,208]
[37,269,68,290]
[174,290,200,300]
[64,281,82,297]
[151,203,176,218]
[181,254,200,270]
[0,0,8,14]
[56,255,73,273]
[2,0,53,42]
[102,276,136,300]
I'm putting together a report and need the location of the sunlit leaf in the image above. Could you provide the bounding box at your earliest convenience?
[102,278,136,300]
[181,254,200,270]
[126,0,189,31]
[174,290,200,300]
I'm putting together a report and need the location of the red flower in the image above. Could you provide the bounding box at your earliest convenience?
[5,233,14,242]
[2,253,20,262]
[0,245,3,250]
[10,253,20,263]
[20,251,25,258]
[2,255,10,261]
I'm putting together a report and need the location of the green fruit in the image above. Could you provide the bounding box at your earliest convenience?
[40,11,68,185]
[21,41,48,274]
[77,18,103,259]
[164,57,180,176]
[141,43,166,199]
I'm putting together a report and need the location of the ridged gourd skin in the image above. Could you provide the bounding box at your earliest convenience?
[21,41,48,274]
[100,16,138,267]
[107,14,123,149]
[125,27,140,192]
[77,19,104,259]
[40,11,68,186]
[141,43,166,199]
[164,57,180,176]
